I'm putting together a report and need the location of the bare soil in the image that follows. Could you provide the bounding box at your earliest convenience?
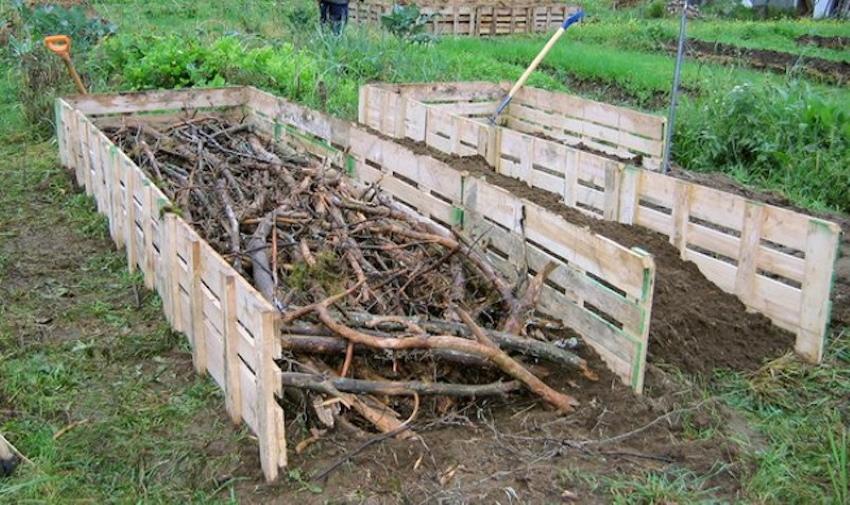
[534,62,674,110]
[677,39,850,86]
[262,355,743,504]
[796,34,850,50]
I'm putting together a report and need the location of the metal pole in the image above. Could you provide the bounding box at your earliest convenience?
[661,0,689,174]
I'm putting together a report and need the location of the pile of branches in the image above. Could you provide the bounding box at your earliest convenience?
[104,115,594,438]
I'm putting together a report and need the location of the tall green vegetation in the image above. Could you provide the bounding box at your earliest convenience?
[3,1,115,134]
[676,81,850,211]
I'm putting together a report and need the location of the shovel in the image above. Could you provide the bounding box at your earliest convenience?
[489,10,584,125]
[44,35,88,95]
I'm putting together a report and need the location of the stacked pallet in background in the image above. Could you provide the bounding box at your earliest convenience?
[349,0,581,36]
[55,86,657,481]
[359,81,842,364]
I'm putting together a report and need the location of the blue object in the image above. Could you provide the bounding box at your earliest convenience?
[561,10,584,29]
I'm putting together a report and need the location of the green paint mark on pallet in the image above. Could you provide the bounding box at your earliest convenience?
[451,207,465,228]
[345,155,356,177]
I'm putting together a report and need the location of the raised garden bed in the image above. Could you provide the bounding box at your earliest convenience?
[349,0,581,36]
[359,81,842,365]
[55,86,656,481]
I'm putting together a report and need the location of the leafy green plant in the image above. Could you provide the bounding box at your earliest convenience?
[8,0,115,54]
[380,4,436,43]
[3,1,115,136]
[676,81,850,212]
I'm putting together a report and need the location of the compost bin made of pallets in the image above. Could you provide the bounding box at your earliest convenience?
[55,86,657,482]
[359,81,843,364]
[349,0,581,36]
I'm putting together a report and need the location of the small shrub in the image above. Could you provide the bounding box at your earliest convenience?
[3,1,114,136]
[380,4,436,43]
[644,0,667,19]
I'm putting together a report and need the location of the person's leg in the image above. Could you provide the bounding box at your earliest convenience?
[329,3,348,35]
[319,1,330,25]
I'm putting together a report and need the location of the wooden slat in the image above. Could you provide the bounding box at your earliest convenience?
[66,87,245,116]
[797,219,841,362]
[524,204,646,299]
[734,203,765,302]
[221,273,242,425]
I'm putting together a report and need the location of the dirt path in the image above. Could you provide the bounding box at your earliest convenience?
[797,34,850,50]
[676,39,850,85]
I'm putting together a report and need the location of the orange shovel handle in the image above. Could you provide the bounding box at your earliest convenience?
[44,35,72,59]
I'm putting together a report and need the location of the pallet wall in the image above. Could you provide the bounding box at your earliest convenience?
[347,129,656,393]
[349,0,580,36]
[56,86,659,480]
[57,90,287,482]
[360,82,666,170]
[245,86,657,392]
[359,82,843,364]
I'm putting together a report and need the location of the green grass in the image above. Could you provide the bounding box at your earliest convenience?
[715,332,850,503]
[0,68,255,504]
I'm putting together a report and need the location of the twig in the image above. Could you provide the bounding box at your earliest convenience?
[311,393,420,482]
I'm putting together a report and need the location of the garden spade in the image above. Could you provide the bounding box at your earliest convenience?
[489,10,584,125]
[44,35,88,95]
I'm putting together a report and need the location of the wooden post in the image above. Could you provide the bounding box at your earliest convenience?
[357,85,368,128]
[141,183,155,289]
[797,219,841,362]
[103,142,118,243]
[394,96,408,139]
[670,180,691,256]
[617,166,640,225]
[82,119,93,196]
[631,248,655,395]
[125,162,138,274]
[257,310,284,481]
[109,146,125,249]
[164,215,181,333]
[602,161,622,221]
[221,272,242,424]
[72,112,85,186]
[453,6,459,34]
[734,202,765,303]
[563,149,578,207]
[190,238,207,375]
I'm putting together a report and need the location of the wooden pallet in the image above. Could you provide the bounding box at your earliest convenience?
[349,0,580,36]
[56,86,657,481]
[359,82,843,364]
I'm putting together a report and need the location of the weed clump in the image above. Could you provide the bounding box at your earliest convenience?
[676,81,850,212]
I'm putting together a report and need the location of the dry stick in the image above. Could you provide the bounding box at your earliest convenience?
[280,334,492,368]
[0,433,33,466]
[337,313,587,370]
[339,342,355,378]
[314,304,578,412]
[139,139,164,181]
[306,358,415,440]
[311,393,420,483]
[281,372,520,397]
[245,209,278,302]
[501,261,557,335]
[216,179,242,273]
